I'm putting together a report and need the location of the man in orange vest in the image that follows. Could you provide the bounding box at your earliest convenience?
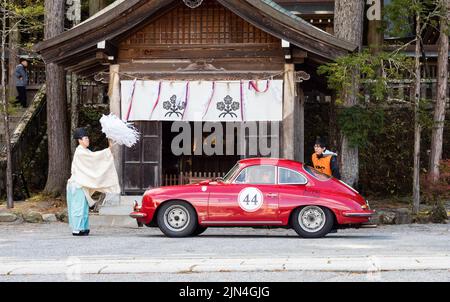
[311,137,340,179]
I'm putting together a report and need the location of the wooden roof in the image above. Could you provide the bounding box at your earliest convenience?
[34,0,356,67]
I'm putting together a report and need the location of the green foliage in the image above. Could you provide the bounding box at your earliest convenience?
[0,0,44,49]
[418,98,434,130]
[384,0,448,38]
[318,50,414,105]
[78,105,110,151]
[421,159,450,207]
[359,107,415,197]
[79,105,104,122]
[317,50,413,148]
[337,106,385,149]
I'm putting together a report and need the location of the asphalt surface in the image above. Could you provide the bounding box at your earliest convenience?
[0,222,449,281]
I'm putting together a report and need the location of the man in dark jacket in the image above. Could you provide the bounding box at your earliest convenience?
[311,137,341,179]
[14,58,29,108]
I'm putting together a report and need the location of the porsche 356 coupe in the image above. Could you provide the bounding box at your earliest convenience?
[130,158,376,238]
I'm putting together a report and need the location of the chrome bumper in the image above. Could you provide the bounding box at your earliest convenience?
[342,211,376,217]
[129,212,147,219]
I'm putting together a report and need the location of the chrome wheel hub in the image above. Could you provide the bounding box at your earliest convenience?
[298,206,326,233]
[164,205,190,232]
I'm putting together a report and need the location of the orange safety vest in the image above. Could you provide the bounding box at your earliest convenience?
[311,153,332,176]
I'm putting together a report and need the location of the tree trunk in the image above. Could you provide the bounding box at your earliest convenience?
[7,14,19,104]
[334,0,364,187]
[70,73,79,155]
[429,0,449,183]
[1,0,14,208]
[43,0,71,196]
[89,0,108,17]
[412,14,422,214]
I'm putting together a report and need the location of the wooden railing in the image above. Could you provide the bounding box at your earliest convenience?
[0,85,46,197]
[28,63,46,87]
[305,79,450,105]
[163,171,227,186]
[79,80,108,105]
[2,62,46,88]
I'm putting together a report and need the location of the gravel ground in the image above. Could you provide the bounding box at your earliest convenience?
[0,222,449,282]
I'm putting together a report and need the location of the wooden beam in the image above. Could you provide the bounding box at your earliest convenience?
[97,40,118,58]
[297,84,305,163]
[282,63,296,160]
[118,44,283,61]
[108,64,123,192]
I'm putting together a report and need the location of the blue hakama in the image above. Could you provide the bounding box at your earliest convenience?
[66,184,89,233]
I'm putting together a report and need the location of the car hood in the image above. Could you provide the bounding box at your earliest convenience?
[144,180,217,195]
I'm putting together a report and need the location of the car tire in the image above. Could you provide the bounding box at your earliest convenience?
[157,201,198,237]
[291,206,334,238]
[193,225,208,236]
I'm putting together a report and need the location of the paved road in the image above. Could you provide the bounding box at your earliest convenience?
[0,223,449,281]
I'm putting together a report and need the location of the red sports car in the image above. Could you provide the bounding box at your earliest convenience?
[130,158,376,238]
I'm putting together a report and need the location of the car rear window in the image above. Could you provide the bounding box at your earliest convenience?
[278,167,307,184]
[303,165,331,181]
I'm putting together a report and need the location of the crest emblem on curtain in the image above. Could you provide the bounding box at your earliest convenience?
[163,95,186,117]
[217,95,240,118]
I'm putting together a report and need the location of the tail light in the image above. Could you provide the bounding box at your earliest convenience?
[133,201,141,211]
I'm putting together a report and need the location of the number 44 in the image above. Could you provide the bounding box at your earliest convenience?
[243,194,258,206]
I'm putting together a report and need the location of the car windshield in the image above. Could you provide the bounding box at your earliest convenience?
[303,165,331,181]
[223,163,240,183]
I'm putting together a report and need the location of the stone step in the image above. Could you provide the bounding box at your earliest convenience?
[89,214,140,228]
[99,205,134,216]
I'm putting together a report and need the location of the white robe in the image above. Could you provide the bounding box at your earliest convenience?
[68,145,121,206]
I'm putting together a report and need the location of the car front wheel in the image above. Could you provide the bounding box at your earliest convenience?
[291,206,334,238]
[157,201,198,237]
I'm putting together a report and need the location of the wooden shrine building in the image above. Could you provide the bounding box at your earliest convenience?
[35,0,356,195]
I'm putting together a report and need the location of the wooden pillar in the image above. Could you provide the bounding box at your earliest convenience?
[297,84,305,163]
[108,64,122,193]
[282,63,296,160]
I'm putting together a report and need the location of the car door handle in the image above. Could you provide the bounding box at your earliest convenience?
[266,193,278,198]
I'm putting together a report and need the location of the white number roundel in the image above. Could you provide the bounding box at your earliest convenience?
[238,187,264,212]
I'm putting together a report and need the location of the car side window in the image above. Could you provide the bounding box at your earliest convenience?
[234,165,276,184]
[278,167,307,185]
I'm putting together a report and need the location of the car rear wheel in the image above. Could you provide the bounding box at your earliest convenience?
[157,201,198,237]
[291,206,334,238]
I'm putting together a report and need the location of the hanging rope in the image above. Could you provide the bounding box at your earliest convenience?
[96,70,287,83]
[124,79,137,121]
[149,81,163,119]
[202,81,216,119]
[181,81,190,120]
[248,79,271,93]
[240,80,245,122]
